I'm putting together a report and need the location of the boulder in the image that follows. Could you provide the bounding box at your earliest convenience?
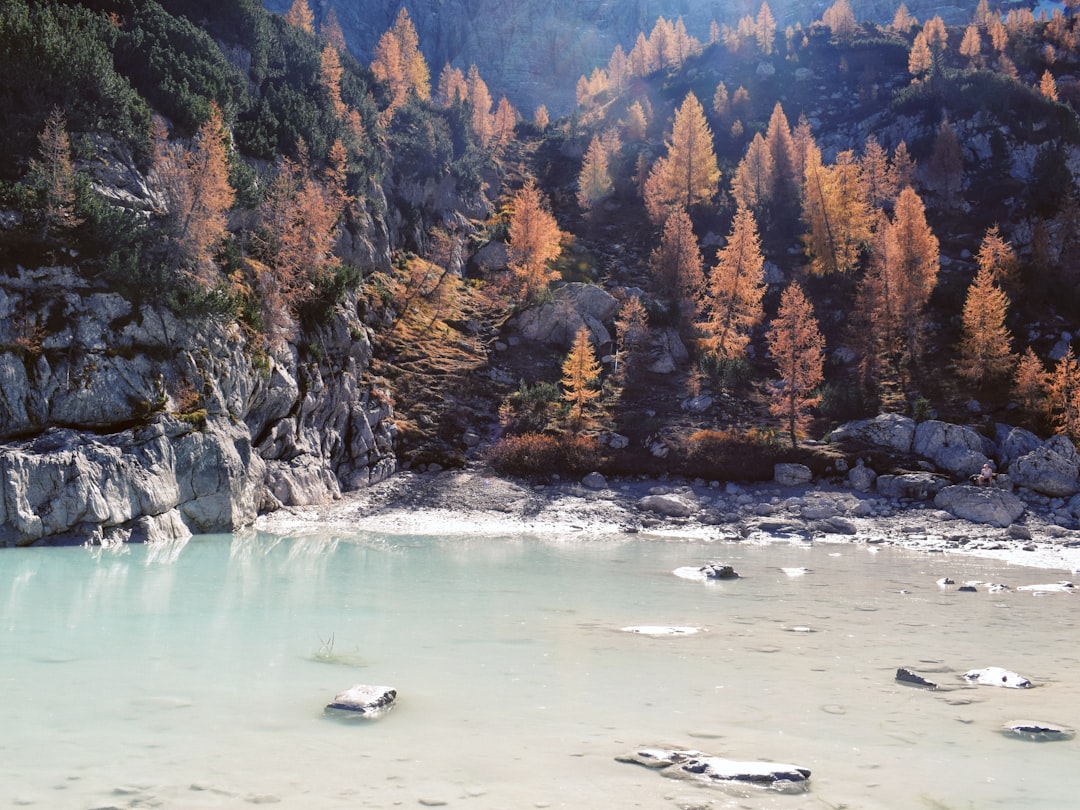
[646,328,689,374]
[848,459,876,492]
[995,424,1041,468]
[876,472,949,500]
[637,493,695,518]
[325,684,397,716]
[581,471,607,489]
[616,747,810,787]
[964,667,1033,689]
[1009,436,1080,497]
[774,463,812,486]
[933,484,1025,527]
[912,420,994,478]
[512,283,618,348]
[829,413,916,453]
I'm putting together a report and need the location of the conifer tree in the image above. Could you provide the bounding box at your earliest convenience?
[1045,347,1080,439]
[764,102,797,219]
[890,140,917,191]
[928,120,964,205]
[909,32,932,80]
[650,208,705,315]
[756,2,776,55]
[1013,346,1046,417]
[624,101,647,141]
[607,45,630,94]
[859,135,895,209]
[436,64,468,107]
[976,225,1018,290]
[320,7,346,52]
[320,44,347,121]
[615,295,649,378]
[698,206,766,361]
[643,93,720,224]
[578,132,619,211]
[392,8,430,101]
[1040,70,1059,101]
[28,106,81,240]
[712,82,729,120]
[506,181,563,300]
[466,65,494,145]
[821,0,857,41]
[957,265,1014,385]
[960,24,982,68]
[153,105,235,285]
[802,149,871,276]
[533,105,550,131]
[885,186,939,365]
[766,282,825,447]
[731,133,772,213]
[491,97,517,152]
[561,326,603,427]
[891,3,917,33]
[284,0,314,34]
[629,32,651,76]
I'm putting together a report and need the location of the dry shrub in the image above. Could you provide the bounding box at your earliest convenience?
[486,432,601,477]
[681,427,784,481]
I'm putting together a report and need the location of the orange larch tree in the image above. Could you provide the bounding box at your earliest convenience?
[766,281,825,447]
[506,180,564,300]
[957,264,1014,385]
[649,207,705,324]
[1045,347,1080,439]
[884,186,939,365]
[561,326,604,428]
[1013,346,1046,418]
[491,96,518,152]
[320,7,346,52]
[643,92,720,224]
[731,132,772,214]
[284,0,314,34]
[319,44,347,121]
[466,65,494,146]
[28,106,82,240]
[802,148,872,276]
[698,205,766,361]
[577,131,619,211]
[152,105,236,285]
[436,64,468,107]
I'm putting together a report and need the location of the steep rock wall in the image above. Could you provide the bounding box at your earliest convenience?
[0,265,397,546]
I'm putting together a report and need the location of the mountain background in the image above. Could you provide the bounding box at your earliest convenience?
[261,0,995,111]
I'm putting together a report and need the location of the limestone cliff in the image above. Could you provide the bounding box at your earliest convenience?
[0,265,397,546]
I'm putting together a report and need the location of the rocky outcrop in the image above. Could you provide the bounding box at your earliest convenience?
[828,412,916,453]
[912,420,994,479]
[0,266,397,546]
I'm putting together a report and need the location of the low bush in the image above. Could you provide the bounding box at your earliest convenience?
[486,432,602,477]
[680,427,784,481]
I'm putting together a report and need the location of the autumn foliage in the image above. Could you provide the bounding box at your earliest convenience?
[766,282,825,447]
[505,181,564,300]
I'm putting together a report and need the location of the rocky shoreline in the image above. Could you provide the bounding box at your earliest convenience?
[256,461,1080,575]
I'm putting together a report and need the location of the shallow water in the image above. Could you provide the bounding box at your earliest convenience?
[1,531,1078,809]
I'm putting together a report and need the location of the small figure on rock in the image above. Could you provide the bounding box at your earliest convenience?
[976,462,995,486]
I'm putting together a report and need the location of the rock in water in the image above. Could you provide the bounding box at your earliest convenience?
[896,667,938,689]
[964,667,1033,688]
[1002,721,1075,741]
[325,684,397,716]
[617,747,810,789]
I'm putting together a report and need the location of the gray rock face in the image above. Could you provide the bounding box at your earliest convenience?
[912,420,994,479]
[1009,436,1080,497]
[933,484,1026,528]
[995,424,1041,468]
[0,266,397,546]
[848,459,877,492]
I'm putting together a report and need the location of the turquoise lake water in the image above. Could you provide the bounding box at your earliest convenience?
[1,531,1078,809]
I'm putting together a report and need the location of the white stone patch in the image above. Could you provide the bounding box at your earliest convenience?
[964,667,1033,689]
[621,626,702,636]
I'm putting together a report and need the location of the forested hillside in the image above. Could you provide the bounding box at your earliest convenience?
[3,0,1080,533]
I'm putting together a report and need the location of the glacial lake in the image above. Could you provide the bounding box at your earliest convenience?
[1,531,1078,809]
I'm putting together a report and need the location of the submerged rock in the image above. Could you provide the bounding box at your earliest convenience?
[964,667,1033,689]
[896,667,938,689]
[1002,721,1075,741]
[325,684,397,716]
[617,747,810,789]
